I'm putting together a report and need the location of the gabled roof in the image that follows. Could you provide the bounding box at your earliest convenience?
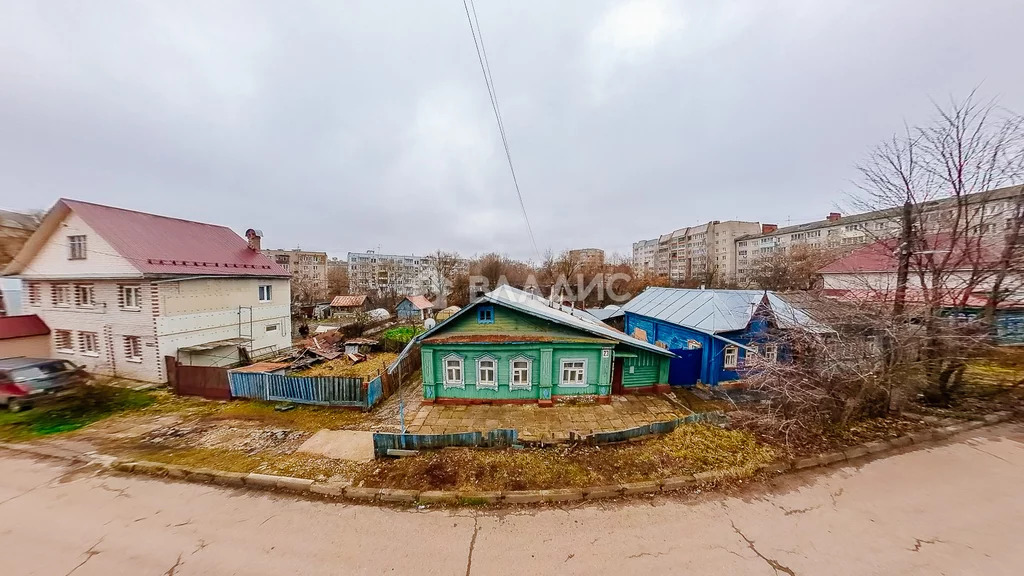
[330,294,368,307]
[621,287,828,334]
[401,295,433,310]
[418,285,673,356]
[5,199,288,278]
[0,314,50,340]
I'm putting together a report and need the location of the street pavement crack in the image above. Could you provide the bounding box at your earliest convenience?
[164,553,184,576]
[730,521,796,576]
[465,516,479,576]
[64,536,104,576]
[909,538,943,552]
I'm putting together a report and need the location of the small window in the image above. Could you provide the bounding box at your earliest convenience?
[124,336,143,362]
[74,284,95,307]
[443,355,464,388]
[265,324,279,332]
[477,306,494,324]
[258,285,272,302]
[27,282,41,306]
[476,357,497,390]
[764,343,778,362]
[723,346,738,369]
[120,285,141,310]
[68,235,87,260]
[79,331,99,356]
[55,330,74,353]
[52,284,71,307]
[560,359,587,387]
[510,357,532,390]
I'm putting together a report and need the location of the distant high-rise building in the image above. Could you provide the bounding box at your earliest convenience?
[568,248,605,269]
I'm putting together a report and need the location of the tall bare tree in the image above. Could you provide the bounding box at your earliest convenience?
[425,250,462,306]
[853,92,1024,403]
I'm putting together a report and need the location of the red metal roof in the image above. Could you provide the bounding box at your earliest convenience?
[330,295,368,307]
[819,235,1005,275]
[62,199,288,278]
[403,295,433,310]
[0,314,50,340]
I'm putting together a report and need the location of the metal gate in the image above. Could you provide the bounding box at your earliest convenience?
[668,348,702,386]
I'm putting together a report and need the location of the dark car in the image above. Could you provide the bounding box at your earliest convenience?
[0,357,90,412]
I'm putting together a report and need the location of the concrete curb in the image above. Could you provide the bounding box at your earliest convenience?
[1,410,1014,508]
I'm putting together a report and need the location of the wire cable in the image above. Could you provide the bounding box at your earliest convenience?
[462,0,540,260]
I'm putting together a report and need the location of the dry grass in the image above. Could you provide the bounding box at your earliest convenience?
[125,446,361,482]
[295,353,398,379]
[351,424,775,491]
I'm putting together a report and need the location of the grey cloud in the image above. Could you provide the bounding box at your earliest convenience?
[1,0,1023,261]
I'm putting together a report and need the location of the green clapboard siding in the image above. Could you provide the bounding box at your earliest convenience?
[621,349,664,388]
[437,303,592,339]
[423,343,611,400]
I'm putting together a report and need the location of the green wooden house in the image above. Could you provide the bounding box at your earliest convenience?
[418,285,674,406]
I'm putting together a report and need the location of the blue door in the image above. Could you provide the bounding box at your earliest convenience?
[668,348,702,386]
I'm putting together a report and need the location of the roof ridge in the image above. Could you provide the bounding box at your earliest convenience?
[62,198,235,231]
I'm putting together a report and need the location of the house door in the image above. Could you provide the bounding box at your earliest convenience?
[668,348,702,387]
[611,358,624,395]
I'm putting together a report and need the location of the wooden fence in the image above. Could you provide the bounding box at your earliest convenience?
[373,429,519,458]
[227,371,367,409]
[165,356,232,400]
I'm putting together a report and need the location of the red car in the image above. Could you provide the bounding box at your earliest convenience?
[0,357,90,412]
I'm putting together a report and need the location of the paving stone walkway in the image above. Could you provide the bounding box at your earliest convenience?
[405,395,690,441]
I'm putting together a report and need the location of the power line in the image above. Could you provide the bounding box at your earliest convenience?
[462,0,540,260]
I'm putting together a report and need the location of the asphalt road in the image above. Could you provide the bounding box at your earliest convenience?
[2,423,1022,575]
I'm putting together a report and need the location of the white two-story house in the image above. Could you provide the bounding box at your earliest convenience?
[3,199,292,383]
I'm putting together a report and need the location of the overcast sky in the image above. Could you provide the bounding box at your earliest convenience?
[2,1,1022,261]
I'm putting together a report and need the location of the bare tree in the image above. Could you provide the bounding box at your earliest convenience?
[748,244,840,291]
[853,92,1024,404]
[327,264,349,296]
[425,250,462,306]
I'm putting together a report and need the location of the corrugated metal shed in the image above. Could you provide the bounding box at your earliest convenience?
[621,287,828,333]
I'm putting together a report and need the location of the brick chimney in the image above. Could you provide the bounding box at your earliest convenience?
[761,224,778,234]
[244,228,263,251]
[827,212,841,222]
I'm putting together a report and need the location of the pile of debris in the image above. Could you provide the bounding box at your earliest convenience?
[260,333,381,373]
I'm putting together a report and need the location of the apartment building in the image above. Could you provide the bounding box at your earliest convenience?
[734,185,1024,284]
[348,250,430,296]
[634,220,761,284]
[568,248,606,269]
[5,199,291,382]
[262,248,328,295]
[632,238,659,277]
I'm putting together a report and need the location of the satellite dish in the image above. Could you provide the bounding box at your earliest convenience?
[424,318,436,330]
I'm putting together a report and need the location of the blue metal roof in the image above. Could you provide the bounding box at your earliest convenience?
[620,287,829,334]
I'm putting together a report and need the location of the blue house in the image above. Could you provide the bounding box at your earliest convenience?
[619,287,828,386]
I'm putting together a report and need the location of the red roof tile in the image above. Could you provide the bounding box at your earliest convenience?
[403,295,433,310]
[0,314,50,340]
[62,199,288,278]
[330,295,368,307]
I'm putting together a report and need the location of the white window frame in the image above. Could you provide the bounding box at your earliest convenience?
[559,358,588,388]
[79,331,99,357]
[121,285,141,310]
[258,284,272,302]
[53,284,71,307]
[124,336,143,363]
[26,282,41,306]
[723,346,738,369]
[68,235,87,260]
[442,354,464,389]
[74,284,95,307]
[265,323,279,333]
[55,330,74,354]
[476,355,497,390]
[764,343,778,362]
[509,356,532,390]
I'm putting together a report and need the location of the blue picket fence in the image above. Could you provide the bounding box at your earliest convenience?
[365,375,384,409]
[228,371,366,408]
[373,429,519,458]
